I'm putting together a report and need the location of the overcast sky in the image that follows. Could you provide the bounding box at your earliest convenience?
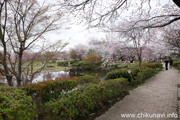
[48,25,106,50]
[43,0,172,51]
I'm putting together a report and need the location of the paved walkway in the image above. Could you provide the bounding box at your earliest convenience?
[96,68,179,120]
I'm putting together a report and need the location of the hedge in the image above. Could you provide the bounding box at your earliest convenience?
[155,63,163,69]
[21,77,79,104]
[42,78,129,120]
[78,75,100,85]
[141,63,163,70]
[57,60,78,67]
[137,67,156,81]
[22,75,100,104]
[172,61,180,68]
[100,78,129,99]
[118,64,128,69]
[105,66,157,86]
[131,67,156,85]
[105,69,131,81]
[0,86,36,120]
[0,63,160,120]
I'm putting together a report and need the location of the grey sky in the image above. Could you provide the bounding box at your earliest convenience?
[43,0,172,51]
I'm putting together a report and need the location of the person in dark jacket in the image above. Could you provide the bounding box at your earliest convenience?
[169,59,173,69]
[164,59,169,70]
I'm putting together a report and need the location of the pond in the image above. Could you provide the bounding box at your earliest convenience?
[82,70,108,82]
[33,69,108,83]
[0,69,108,85]
[32,71,69,83]
[0,71,70,85]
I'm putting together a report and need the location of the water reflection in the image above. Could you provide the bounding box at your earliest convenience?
[33,71,69,83]
[83,70,108,82]
[0,70,108,85]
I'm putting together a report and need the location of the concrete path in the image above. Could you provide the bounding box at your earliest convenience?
[96,68,179,120]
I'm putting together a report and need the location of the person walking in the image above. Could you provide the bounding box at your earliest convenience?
[164,59,169,70]
[170,59,173,69]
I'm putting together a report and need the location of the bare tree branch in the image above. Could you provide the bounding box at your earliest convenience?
[0,0,67,86]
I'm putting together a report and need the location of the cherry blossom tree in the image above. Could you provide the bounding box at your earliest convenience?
[56,51,71,60]
[142,46,156,61]
[116,23,151,67]
[74,44,88,60]
[163,23,180,56]
[87,38,105,56]
[60,0,180,28]
[69,44,88,61]
[100,40,120,68]
[60,0,180,67]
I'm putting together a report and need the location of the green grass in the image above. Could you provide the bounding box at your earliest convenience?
[23,61,72,72]
[42,66,71,72]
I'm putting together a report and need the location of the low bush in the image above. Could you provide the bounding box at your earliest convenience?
[83,64,101,70]
[43,78,129,120]
[111,63,128,69]
[83,54,102,70]
[44,84,106,120]
[57,61,68,66]
[130,67,140,79]
[0,86,36,120]
[172,61,180,69]
[72,61,84,67]
[118,64,128,69]
[105,69,131,81]
[155,63,163,70]
[141,63,163,70]
[21,77,79,104]
[141,63,156,69]
[57,60,78,67]
[84,54,101,65]
[106,66,157,86]
[131,67,156,86]
[100,78,129,99]
[78,75,100,85]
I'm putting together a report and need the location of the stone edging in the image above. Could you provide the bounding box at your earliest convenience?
[178,78,180,119]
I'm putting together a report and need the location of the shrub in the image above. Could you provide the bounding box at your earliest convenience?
[44,84,106,120]
[83,65,101,70]
[155,63,163,70]
[43,79,129,120]
[117,64,128,69]
[141,63,156,69]
[57,61,68,66]
[78,75,100,85]
[173,61,180,68]
[57,60,77,67]
[141,63,163,70]
[111,63,128,69]
[84,54,101,65]
[105,69,131,81]
[106,66,158,86]
[73,61,84,67]
[82,54,102,70]
[130,67,140,79]
[131,67,156,86]
[21,77,79,104]
[0,86,36,120]
[100,78,129,99]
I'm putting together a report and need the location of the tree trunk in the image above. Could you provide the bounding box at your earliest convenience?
[6,75,13,86]
[17,77,21,86]
[17,49,23,86]
[138,56,142,67]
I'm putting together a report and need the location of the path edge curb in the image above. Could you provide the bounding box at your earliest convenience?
[178,79,180,119]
